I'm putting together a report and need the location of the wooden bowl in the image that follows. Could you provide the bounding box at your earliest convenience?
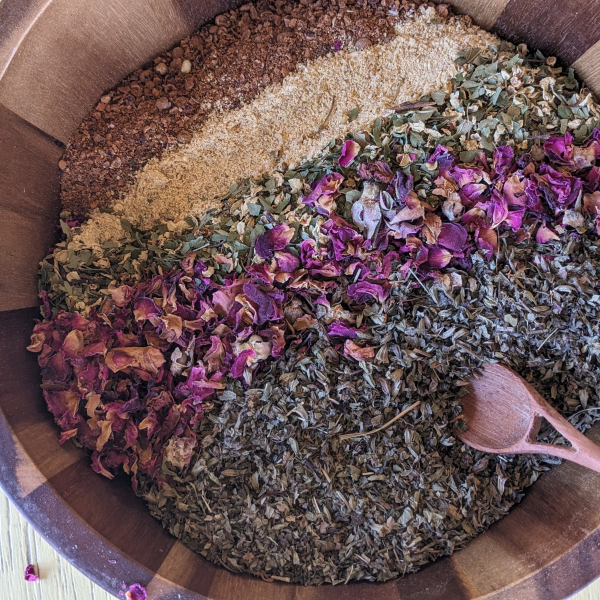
[1,1,600,598]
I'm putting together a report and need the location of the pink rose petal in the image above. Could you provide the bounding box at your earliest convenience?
[536,222,560,244]
[339,140,360,168]
[24,565,39,582]
[344,339,375,361]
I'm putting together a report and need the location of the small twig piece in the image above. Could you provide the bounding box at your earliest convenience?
[391,100,436,112]
[408,268,438,305]
[390,78,406,105]
[455,341,483,360]
[310,96,337,138]
[339,400,421,441]
[246,238,256,266]
[537,327,558,352]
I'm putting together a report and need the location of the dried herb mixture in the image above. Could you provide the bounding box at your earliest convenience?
[30,41,600,583]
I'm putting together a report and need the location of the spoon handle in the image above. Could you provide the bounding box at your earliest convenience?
[523,386,600,473]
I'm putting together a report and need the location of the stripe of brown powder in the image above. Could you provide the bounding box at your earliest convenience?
[59,0,439,215]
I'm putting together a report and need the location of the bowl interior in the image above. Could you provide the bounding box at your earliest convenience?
[2,1,600,599]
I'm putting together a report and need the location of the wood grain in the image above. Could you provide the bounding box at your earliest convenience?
[445,0,510,30]
[0,104,61,310]
[0,488,113,600]
[2,486,600,600]
[492,0,600,66]
[0,0,53,79]
[573,39,600,99]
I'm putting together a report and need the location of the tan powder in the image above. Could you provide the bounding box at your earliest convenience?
[77,8,498,248]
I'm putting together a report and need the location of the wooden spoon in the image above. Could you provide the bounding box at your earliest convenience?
[456,363,600,473]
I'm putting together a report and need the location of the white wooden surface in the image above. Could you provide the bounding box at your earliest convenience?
[0,487,598,599]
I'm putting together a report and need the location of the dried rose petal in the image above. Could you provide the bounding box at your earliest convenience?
[536,164,582,214]
[58,428,78,445]
[302,173,344,215]
[427,245,452,269]
[245,262,274,284]
[242,282,284,324]
[358,161,393,183]
[163,436,197,470]
[212,279,247,317]
[584,191,600,215]
[449,165,484,188]
[504,209,526,231]
[387,170,413,203]
[492,145,514,179]
[259,326,286,357]
[562,209,585,228]
[489,190,509,228]
[133,297,161,321]
[544,131,574,165]
[322,213,364,261]
[254,223,295,260]
[437,223,467,251]
[61,329,85,359]
[338,140,360,167]
[344,339,375,361]
[459,182,487,205]
[583,166,600,192]
[461,206,487,228]
[27,331,46,353]
[428,144,452,165]
[293,315,318,331]
[572,144,598,170]
[125,583,147,600]
[536,222,560,244]
[503,172,528,207]
[105,347,165,376]
[110,285,135,307]
[347,281,388,303]
[203,336,226,373]
[421,213,442,244]
[327,322,358,338]
[230,349,256,378]
[274,251,299,273]
[475,226,498,259]
[388,191,424,224]
[441,196,464,221]
[24,565,39,582]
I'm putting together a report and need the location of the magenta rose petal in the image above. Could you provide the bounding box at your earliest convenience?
[437,223,468,251]
[24,565,39,582]
[427,245,453,268]
[327,321,359,338]
[126,583,147,600]
[339,140,360,167]
[254,223,295,260]
[543,131,574,165]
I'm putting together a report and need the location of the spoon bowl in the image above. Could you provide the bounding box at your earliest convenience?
[458,363,600,473]
[459,363,533,451]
